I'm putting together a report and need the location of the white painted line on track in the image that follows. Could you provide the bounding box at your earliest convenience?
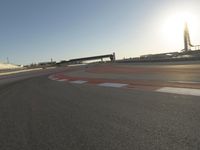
[98,83,128,88]
[169,81,200,84]
[57,79,68,82]
[68,64,86,67]
[70,80,88,84]
[156,87,200,97]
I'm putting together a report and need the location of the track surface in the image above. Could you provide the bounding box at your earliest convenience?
[0,64,200,150]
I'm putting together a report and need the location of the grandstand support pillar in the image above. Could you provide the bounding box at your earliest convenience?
[110,52,116,62]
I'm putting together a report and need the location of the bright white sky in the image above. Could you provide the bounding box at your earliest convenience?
[0,0,200,65]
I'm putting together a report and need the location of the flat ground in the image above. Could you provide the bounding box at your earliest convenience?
[0,62,200,150]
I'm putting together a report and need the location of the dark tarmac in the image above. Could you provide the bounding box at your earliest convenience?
[0,63,200,150]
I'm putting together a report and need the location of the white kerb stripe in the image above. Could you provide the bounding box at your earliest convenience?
[156,87,200,97]
[169,81,200,84]
[57,79,68,82]
[70,80,88,84]
[98,83,128,88]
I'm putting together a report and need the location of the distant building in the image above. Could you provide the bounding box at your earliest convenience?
[38,61,56,66]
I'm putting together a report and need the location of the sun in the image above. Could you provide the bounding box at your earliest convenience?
[161,11,198,49]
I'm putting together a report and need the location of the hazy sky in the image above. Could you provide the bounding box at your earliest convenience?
[0,0,200,65]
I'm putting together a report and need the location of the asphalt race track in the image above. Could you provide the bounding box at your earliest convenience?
[0,63,200,150]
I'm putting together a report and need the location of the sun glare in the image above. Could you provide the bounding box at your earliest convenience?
[162,11,198,48]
